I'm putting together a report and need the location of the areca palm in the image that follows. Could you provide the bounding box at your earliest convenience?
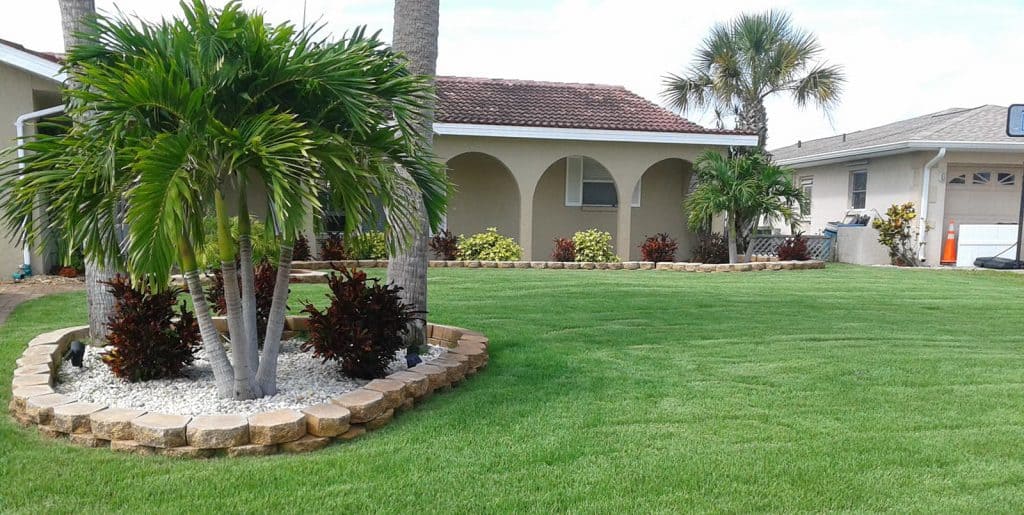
[663,10,845,148]
[0,1,447,399]
[685,151,806,263]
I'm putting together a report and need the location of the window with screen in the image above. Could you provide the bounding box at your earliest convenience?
[850,170,867,209]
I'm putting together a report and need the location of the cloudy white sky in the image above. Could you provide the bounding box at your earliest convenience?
[2,0,1020,148]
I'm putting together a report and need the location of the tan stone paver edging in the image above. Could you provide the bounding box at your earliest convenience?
[288,259,825,280]
[8,322,489,458]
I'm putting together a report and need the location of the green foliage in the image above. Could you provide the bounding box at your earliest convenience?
[199,216,278,268]
[101,275,200,382]
[872,202,918,266]
[346,231,387,260]
[457,228,522,261]
[0,0,449,284]
[572,229,618,263]
[663,10,845,147]
[300,267,413,379]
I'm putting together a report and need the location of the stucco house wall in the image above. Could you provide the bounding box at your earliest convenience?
[434,134,717,261]
[0,61,62,276]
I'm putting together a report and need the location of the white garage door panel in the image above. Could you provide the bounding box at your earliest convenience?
[945,166,1022,226]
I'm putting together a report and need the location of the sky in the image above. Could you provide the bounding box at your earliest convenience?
[2,0,1021,149]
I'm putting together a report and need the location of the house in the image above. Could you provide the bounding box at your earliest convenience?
[433,76,756,261]
[0,40,65,277]
[771,105,1024,265]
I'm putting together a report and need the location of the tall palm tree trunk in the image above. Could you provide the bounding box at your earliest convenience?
[255,241,293,396]
[727,213,739,264]
[179,237,234,398]
[388,0,439,349]
[59,0,117,343]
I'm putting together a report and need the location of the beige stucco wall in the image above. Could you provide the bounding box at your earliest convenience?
[0,63,62,277]
[445,152,520,240]
[629,158,693,260]
[835,226,891,265]
[435,134,717,260]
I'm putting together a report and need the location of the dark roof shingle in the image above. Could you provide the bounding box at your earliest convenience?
[435,76,743,135]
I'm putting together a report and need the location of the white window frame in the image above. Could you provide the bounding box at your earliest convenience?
[565,156,639,207]
[849,170,867,209]
[799,175,813,217]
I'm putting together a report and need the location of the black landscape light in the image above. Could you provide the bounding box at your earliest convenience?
[405,346,423,368]
[66,340,86,367]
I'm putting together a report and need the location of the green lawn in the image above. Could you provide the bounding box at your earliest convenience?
[3,265,1024,512]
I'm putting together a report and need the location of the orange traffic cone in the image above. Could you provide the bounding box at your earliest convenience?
[940,220,957,265]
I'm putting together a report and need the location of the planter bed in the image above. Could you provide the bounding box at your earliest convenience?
[8,321,489,458]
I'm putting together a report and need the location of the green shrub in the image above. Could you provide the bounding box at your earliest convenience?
[872,202,918,266]
[457,227,522,261]
[199,216,278,267]
[572,229,618,262]
[347,230,387,260]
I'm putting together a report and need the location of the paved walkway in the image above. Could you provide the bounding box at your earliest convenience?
[0,280,85,325]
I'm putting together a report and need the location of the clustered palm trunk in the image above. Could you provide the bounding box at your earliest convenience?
[387,0,440,352]
[0,1,449,400]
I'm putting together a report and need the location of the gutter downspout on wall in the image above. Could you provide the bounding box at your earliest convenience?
[14,104,66,268]
[918,147,946,263]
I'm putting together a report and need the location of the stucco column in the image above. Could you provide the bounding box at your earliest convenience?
[519,188,534,260]
[616,201,632,261]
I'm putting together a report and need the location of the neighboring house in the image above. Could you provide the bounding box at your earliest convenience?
[433,76,756,261]
[772,105,1024,265]
[0,40,65,278]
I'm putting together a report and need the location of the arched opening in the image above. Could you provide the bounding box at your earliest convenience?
[445,152,521,240]
[629,158,693,260]
[532,156,619,260]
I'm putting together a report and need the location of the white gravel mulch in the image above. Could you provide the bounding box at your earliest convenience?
[56,338,445,416]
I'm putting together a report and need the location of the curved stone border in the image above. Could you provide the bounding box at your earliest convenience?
[289,259,825,278]
[8,322,488,458]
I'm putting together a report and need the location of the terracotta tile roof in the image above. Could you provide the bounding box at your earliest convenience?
[435,76,745,135]
[0,39,63,64]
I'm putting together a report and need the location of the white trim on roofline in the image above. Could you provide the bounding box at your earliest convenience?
[433,122,757,146]
[0,42,65,83]
[777,140,1024,168]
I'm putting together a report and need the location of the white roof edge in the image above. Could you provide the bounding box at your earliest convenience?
[776,140,1024,168]
[433,122,757,146]
[0,42,66,83]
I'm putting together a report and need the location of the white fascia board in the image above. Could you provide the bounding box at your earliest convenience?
[433,122,757,147]
[0,43,65,83]
[777,140,1024,168]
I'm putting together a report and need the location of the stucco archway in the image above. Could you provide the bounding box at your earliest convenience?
[531,156,619,260]
[627,158,694,260]
[445,152,521,241]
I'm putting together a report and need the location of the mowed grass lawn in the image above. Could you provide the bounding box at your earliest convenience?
[3,265,1024,512]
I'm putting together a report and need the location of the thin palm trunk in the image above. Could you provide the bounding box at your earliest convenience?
[255,242,293,395]
[180,237,234,398]
[389,0,438,350]
[727,212,739,264]
[237,191,259,374]
[215,191,256,399]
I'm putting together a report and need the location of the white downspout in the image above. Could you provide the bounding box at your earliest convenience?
[918,147,946,262]
[14,104,66,268]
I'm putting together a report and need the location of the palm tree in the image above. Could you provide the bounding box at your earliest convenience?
[388,0,440,352]
[685,151,806,263]
[58,0,117,343]
[663,10,845,149]
[1,1,448,399]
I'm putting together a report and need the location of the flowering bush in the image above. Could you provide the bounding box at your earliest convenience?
[777,233,811,261]
[872,202,918,266]
[429,230,459,260]
[102,276,200,382]
[572,229,618,262]
[551,238,576,262]
[300,267,413,379]
[639,233,678,263]
[457,227,523,261]
[692,233,729,263]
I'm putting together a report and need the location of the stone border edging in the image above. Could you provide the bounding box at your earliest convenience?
[288,259,825,279]
[8,322,488,458]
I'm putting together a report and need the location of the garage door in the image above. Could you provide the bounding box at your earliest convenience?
[945,166,1022,226]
